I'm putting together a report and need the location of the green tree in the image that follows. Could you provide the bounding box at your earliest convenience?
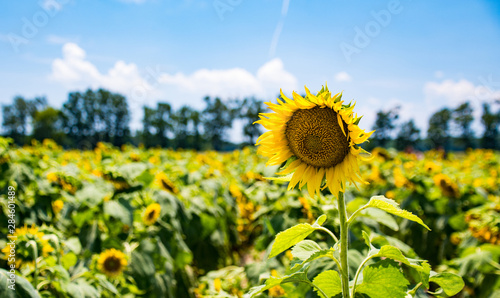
[427,108,452,150]
[453,102,475,149]
[190,109,202,150]
[240,97,264,145]
[2,96,46,145]
[202,96,235,150]
[142,106,156,147]
[61,90,98,148]
[32,107,65,143]
[172,105,203,149]
[371,107,400,148]
[61,89,130,148]
[142,102,172,148]
[395,119,420,151]
[94,89,131,146]
[481,103,499,149]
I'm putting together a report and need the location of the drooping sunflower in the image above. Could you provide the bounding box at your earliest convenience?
[433,173,459,198]
[97,248,128,278]
[142,203,162,225]
[255,85,373,197]
[154,172,179,194]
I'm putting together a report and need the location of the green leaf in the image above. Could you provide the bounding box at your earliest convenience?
[75,182,108,208]
[314,214,327,226]
[369,245,430,288]
[270,224,316,258]
[96,274,119,295]
[291,240,322,261]
[104,200,132,226]
[356,260,409,298]
[312,270,342,298]
[357,196,430,230]
[0,268,41,298]
[67,279,100,298]
[360,207,400,231]
[269,215,327,259]
[62,252,78,270]
[362,231,371,248]
[429,272,464,297]
[290,248,336,273]
[64,237,82,254]
[246,271,310,297]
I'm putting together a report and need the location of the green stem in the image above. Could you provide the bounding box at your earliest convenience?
[317,226,339,243]
[310,281,330,298]
[351,255,375,297]
[338,192,350,298]
[27,240,39,287]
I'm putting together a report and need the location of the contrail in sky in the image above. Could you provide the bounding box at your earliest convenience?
[269,0,290,57]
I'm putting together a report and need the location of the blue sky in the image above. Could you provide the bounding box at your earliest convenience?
[1,0,499,141]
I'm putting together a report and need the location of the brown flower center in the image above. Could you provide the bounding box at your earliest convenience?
[104,256,121,272]
[285,106,349,168]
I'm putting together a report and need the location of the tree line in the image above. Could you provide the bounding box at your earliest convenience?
[2,88,499,151]
[369,101,500,151]
[1,89,264,150]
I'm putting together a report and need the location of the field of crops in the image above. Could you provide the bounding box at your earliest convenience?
[1,137,499,297]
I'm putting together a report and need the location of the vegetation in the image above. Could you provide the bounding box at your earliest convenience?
[0,139,499,297]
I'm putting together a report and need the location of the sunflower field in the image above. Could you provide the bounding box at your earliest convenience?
[0,134,499,297]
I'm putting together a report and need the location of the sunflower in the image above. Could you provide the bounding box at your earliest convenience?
[52,199,64,214]
[1,225,54,270]
[255,85,373,197]
[142,203,162,225]
[97,248,127,278]
[433,173,459,198]
[154,172,179,194]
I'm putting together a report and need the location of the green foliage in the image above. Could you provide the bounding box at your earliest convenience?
[349,196,430,230]
[269,215,327,258]
[356,260,409,298]
[427,108,452,149]
[0,139,497,297]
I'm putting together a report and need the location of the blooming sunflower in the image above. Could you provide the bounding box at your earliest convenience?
[97,248,127,278]
[142,203,162,225]
[1,225,54,270]
[52,199,64,214]
[255,85,373,197]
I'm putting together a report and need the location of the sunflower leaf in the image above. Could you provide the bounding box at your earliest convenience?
[312,270,342,298]
[269,215,328,259]
[269,224,317,258]
[246,271,311,297]
[291,240,322,261]
[350,196,430,230]
[429,272,464,297]
[369,245,431,288]
[356,260,409,298]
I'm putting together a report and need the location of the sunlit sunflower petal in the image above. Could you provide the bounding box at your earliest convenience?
[255,85,373,197]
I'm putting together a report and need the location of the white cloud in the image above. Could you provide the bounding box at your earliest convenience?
[424,78,500,107]
[49,42,298,132]
[51,43,298,101]
[334,71,352,82]
[157,58,297,99]
[424,78,500,135]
